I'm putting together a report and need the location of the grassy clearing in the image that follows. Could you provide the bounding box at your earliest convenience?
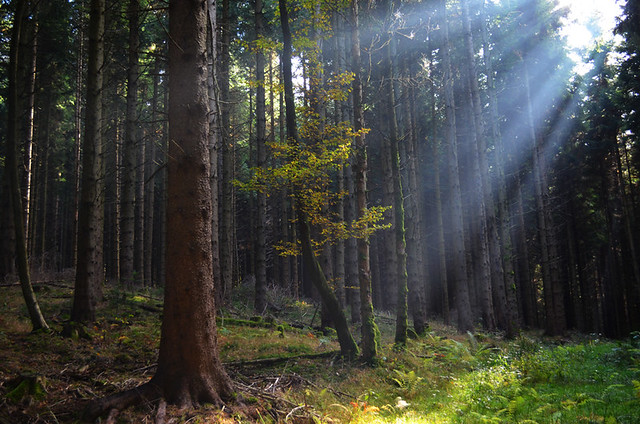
[1,281,639,423]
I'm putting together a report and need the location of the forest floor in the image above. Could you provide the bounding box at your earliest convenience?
[1,278,640,423]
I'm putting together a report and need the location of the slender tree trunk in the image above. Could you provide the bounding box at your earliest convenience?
[351,0,379,362]
[219,0,234,305]
[207,0,222,296]
[120,0,139,286]
[254,0,268,313]
[439,0,473,333]
[72,0,105,323]
[280,0,358,359]
[6,0,49,331]
[523,60,565,336]
[460,0,496,331]
[381,41,409,347]
[481,0,518,337]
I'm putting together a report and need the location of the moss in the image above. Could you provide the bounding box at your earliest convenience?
[6,375,47,403]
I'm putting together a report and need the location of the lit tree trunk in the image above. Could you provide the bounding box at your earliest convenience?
[481,0,518,337]
[6,0,48,331]
[280,0,358,359]
[351,0,379,362]
[382,40,409,347]
[460,0,495,331]
[72,0,106,323]
[402,71,427,336]
[254,0,268,313]
[120,0,139,286]
[144,57,160,286]
[439,0,473,333]
[207,0,222,294]
[523,60,566,336]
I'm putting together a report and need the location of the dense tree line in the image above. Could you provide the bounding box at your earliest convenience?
[2,0,640,365]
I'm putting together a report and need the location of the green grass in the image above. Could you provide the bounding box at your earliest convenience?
[1,281,639,423]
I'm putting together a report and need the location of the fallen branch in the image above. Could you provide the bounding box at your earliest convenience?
[224,350,340,368]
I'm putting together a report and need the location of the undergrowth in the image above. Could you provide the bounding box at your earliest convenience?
[0,279,639,423]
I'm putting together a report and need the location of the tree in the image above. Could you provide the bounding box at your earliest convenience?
[84,0,234,418]
[277,0,359,359]
[438,0,473,333]
[71,0,106,324]
[351,0,380,363]
[6,0,49,332]
[120,0,140,286]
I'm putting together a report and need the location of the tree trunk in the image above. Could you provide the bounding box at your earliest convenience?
[381,40,409,347]
[523,60,566,336]
[254,0,268,313]
[219,0,234,305]
[6,0,49,331]
[438,0,473,333]
[351,0,379,363]
[120,0,139,286]
[152,0,235,404]
[279,0,358,359]
[72,0,106,323]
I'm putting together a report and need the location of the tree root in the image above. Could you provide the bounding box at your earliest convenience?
[82,381,160,422]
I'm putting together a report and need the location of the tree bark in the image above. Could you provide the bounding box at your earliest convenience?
[72,0,106,323]
[351,0,379,362]
[6,0,49,331]
[254,0,268,313]
[120,0,139,286]
[153,0,234,407]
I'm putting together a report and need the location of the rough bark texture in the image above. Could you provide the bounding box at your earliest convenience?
[152,0,234,407]
[72,0,106,323]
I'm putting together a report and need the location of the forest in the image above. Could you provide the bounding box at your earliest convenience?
[1,0,640,422]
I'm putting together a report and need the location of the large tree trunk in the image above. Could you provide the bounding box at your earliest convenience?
[84,2,234,418]
[6,0,48,331]
[153,0,234,403]
[72,0,106,324]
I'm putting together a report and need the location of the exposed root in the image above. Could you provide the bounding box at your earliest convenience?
[82,381,160,422]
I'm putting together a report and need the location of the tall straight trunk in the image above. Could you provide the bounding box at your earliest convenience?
[207,0,222,295]
[23,17,37,247]
[351,0,379,362]
[382,41,409,347]
[439,0,473,332]
[460,0,495,331]
[402,73,427,336]
[144,58,160,286]
[120,0,139,286]
[481,0,518,337]
[6,0,49,331]
[523,60,565,336]
[254,0,268,313]
[280,0,358,359]
[72,0,106,323]
[219,0,234,304]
